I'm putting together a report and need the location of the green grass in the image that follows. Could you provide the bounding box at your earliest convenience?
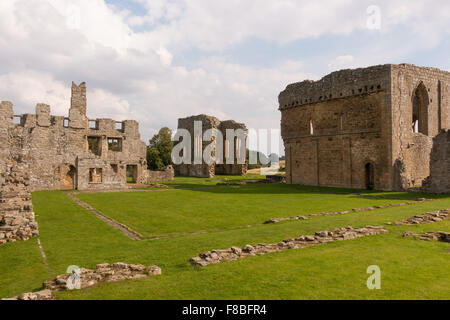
[76,175,438,238]
[0,238,49,298]
[0,176,449,300]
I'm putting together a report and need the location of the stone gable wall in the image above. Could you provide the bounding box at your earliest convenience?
[390,64,450,190]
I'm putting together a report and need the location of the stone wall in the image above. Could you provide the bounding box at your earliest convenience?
[280,64,450,191]
[0,159,39,245]
[0,112,39,244]
[422,130,450,193]
[190,226,388,267]
[280,65,392,189]
[5,262,162,300]
[174,115,247,178]
[146,165,175,182]
[0,82,148,192]
[390,64,450,190]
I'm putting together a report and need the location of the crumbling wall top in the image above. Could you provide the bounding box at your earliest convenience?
[279,64,391,110]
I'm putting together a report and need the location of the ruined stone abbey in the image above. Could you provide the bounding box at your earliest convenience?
[280,64,449,192]
[0,82,150,192]
[0,82,162,244]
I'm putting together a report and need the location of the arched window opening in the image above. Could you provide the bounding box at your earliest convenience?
[412,82,429,135]
[310,120,314,135]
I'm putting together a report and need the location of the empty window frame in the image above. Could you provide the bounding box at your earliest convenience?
[116,121,124,131]
[89,120,98,130]
[13,115,23,126]
[89,168,103,183]
[412,82,429,135]
[108,138,122,152]
[87,136,101,155]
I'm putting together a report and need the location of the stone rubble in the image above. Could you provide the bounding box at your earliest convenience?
[189,226,388,267]
[4,262,162,300]
[403,231,450,243]
[265,198,433,224]
[395,209,449,225]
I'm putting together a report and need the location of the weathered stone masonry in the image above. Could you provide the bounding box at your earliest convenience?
[1,82,148,192]
[422,130,450,193]
[174,114,248,178]
[279,64,450,191]
[0,156,39,245]
[0,102,38,245]
[0,82,165,245]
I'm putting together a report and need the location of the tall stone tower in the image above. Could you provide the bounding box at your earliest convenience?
[69,82,87,129]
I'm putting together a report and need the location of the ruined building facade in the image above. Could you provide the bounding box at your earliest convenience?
[174,115,248,178]
[279,64,450,191]
[0,82,149,192]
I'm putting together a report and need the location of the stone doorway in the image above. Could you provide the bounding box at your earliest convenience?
[57,164,77,190]
[126,165,137,184]
[365,163,374,190]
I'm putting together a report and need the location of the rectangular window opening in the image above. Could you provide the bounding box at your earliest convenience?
[108,138,122,152]
[89,120,98,130]
[89,168,103,183]
[13,115,23,126]
[87,136,101,155]
[116,121,124,131]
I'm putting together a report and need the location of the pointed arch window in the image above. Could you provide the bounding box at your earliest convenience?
[412,82,429,135]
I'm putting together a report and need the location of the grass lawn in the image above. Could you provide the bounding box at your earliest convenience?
[76,175,439,238]
[0,176,449,300]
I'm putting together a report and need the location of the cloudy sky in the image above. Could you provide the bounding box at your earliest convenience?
[1,0,450,143]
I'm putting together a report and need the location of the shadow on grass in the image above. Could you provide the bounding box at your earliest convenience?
[162,176,450,201]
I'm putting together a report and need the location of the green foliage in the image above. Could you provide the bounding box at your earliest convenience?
[147,127,173,170]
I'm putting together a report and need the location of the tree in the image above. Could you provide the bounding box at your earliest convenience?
[147,127,173,170]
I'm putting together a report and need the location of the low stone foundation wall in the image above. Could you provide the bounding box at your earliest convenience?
[265,198,433,224]
[146,165,174,182]
[5,262,162,300]
[403,231,450,242]
[189,226,388,267]
[395,209,449,225]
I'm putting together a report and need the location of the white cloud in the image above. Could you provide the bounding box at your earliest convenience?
[0,71,69,115]
[1,0,450,143]
[328,55,355,71]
